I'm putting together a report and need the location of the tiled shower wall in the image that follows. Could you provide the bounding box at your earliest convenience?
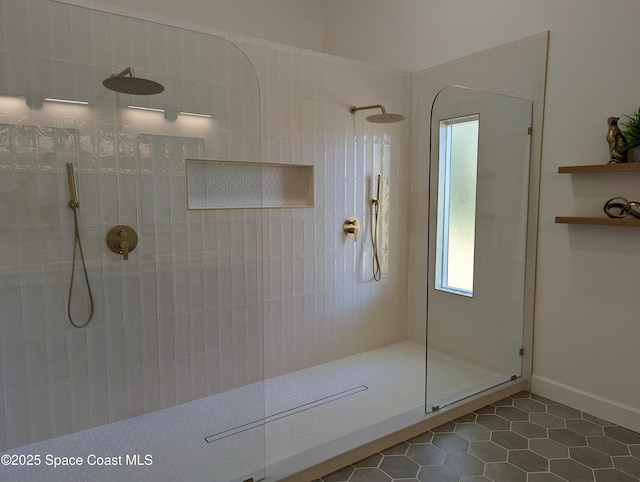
[238,41,412,378]
[0,0,412,451]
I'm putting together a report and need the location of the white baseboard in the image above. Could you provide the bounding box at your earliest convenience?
[531,375,640,433]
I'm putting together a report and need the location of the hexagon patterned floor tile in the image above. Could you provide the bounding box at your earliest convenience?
[317,392,640,482]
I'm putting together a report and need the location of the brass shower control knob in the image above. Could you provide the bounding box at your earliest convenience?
[343,216,360,242]
[106,225,138,260]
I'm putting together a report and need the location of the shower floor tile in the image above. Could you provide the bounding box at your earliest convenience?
[263,341,504,479]
[0,341,506,482]
[316,392,640,482]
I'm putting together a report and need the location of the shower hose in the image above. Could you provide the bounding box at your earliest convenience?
[371,199,381,282]
[67,200,94,328]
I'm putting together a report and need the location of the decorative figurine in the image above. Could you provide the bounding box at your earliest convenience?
[606,116,628,164]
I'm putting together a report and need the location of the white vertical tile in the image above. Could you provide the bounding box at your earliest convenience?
[314,254,325,292]
[70,381,90,432]
[14,170,39,227]
[170,176,187,223]
[123,274,142,322]
[219,343,234,390]
[90,9,112,67]
[110,13,131,71]
[175,358,191,405]
[138,175,155,224]
[174,313,190,362]
[6,393,29,449]
[108,387,127,423]
[160,360,176,408]
[173,269,189,315]
[105,276,124,323]
[51,59,75,102]
[50,384,72,437]
[190,355,205,400]
[189,311,205,357]
[204,310,219,355]
[88,327,108,425]
[188,267,204,313]
[1,285,24,340]
[141,273,158,321]
[25,0,50,58]
[6,52,30,97]
[159,316,175,363]
[107,325,126,407]
[269,259,282,301]
[0,396,6,451]
[153,175,171,224]
[203,266,219,311]
[232,344,246,388]
[143,364,160,413]
[3,340,27,395]
[204,351,220,396]
[125,322,144,418]
[25,336,48,391]
[231,263,246,307]
[99,173,119,225]
[67,329,88,383]
[157,271,174,317]
[3,0,28,54]
[217,265,231,310]
[117,174,138,226]
[164,25,182,78]
[142,318,159,369]
[281,257,293,299]
[69,4,92,63]
[0,1,5,51]
[195,33,213,83]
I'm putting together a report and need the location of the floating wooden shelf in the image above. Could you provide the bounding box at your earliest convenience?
[555,216,640,227]
[558,163,640,173]
[557,163,640,227]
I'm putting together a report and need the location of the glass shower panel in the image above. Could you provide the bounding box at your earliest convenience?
[426,86,532,412]
[0,2,264,481]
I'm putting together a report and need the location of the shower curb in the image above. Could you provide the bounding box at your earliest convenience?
[271,379,528,482]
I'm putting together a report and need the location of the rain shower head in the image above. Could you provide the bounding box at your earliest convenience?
[103,67,165,95]
[349,104,405,123]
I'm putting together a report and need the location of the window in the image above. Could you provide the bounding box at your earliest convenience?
[435,114,479,297]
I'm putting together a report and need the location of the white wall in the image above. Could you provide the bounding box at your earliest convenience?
[80,0,325,53]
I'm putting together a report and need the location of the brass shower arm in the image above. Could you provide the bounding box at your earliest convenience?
[349,104,387,114]
[112,67,135,78]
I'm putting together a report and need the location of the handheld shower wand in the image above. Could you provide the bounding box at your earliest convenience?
[371,175,382,282]
[66,163,79,208]
[66,163,93,328]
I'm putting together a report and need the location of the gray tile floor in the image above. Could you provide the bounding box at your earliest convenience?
[316,391,640,482]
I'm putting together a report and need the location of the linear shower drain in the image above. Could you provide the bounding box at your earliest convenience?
[204,385,369,443]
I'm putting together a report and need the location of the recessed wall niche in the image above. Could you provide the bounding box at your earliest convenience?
[186,159,314,209]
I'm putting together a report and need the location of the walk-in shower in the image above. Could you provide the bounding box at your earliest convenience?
[0,2,545,481]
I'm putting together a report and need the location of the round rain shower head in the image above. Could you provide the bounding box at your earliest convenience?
[349,104,405,124]
[366,112,406,123]
[103,67,165,95]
